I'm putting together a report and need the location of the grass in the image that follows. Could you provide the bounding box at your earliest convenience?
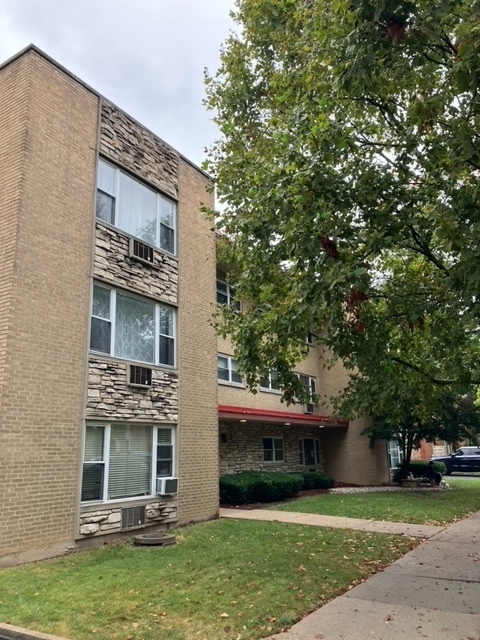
[273,479,480,526]
[0,519,417,640]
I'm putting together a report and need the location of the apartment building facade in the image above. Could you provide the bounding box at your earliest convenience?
[0,46,218,565]
[216,270,391,486]
[0,46,390,566]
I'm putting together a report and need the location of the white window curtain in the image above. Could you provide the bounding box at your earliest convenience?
[118,172,157,246]
[115,292,155,363]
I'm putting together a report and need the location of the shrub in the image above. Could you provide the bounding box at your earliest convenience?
[301,472,335,490]
[219,472,304,505]
[392,461,446,484]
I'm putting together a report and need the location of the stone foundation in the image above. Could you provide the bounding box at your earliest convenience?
[79,499,177,538]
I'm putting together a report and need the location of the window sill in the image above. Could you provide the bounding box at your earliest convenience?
[80,494,172,510]
[89,352,178,373]
[217,380,245,389]
[259,388,282,395]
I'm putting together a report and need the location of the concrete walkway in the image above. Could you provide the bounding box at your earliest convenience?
[219,507,444,538]
[220,508,480,639]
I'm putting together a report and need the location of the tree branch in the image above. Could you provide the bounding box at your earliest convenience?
[390,355,468,385]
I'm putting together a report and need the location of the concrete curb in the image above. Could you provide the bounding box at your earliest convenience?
[0,624,70,640]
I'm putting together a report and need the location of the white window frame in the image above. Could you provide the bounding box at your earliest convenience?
[306,333,315,346]
[299,438,321,466]
[81,423,176,504]
[387,440,404,469]
[90,283,176,367]
[96,158,177,255]
[296,374,317,401]
[217,353,243,385]
[216,278,240,309]
[263,436,285,463]
[259,369,281,393]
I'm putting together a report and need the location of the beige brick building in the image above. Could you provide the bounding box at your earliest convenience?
[0,46,389,566]
[0,46,218,565]
[216,271,389,485]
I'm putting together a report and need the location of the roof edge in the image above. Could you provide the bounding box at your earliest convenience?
[0,44,213,181]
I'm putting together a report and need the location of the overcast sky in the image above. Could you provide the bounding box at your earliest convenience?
[0,0,236,167]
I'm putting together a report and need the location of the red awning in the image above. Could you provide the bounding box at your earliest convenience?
[218,405,348,427]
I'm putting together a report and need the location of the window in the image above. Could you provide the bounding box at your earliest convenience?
[306,333,315,346]
[299,438,321,466]
[81,424,175,502]
[259,369,280,392]
[217,354,243,384]
[263,437,284,463]
[387,440,403,469]
[96,159,176,255]
[296,374,317,401]
[216,279,240,309]
[90,284,175,367]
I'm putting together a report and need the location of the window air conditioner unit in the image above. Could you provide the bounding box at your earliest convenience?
[156,477,178,495]
[304,403,315,415]
[129,238,155,264]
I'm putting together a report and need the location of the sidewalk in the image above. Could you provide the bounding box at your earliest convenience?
[220,508,480,640]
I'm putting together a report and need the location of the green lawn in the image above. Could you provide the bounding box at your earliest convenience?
[273,479,480,525]
[0,519,417,640]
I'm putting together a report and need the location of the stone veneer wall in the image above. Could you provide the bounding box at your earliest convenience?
[94,225,178,303]
[99,101,179,200]
[87,358,178,421]
[81,102,183,541]
[219,422,326,475]
[79,499,177,537]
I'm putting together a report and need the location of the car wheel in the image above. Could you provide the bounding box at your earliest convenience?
[444,464,452,475]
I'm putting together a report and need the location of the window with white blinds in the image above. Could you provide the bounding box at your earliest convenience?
[81,424,175,503]
[108,425,151,500]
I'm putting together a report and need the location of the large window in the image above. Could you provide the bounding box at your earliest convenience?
[90,284,175,367]
[96,159,176,255]
[217,354,243,384]
[299,438,321,466]
[216,279,240,309]
[82,424,175,502]
[259,369,280,392]
[263,437,285,463]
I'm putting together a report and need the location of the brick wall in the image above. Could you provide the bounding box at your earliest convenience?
[177,159,219,524]
[0,50,98,559]
[323,418,390,486]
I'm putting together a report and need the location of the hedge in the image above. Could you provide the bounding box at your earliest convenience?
[219,471,334,504]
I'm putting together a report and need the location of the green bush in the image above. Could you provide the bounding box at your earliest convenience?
[219,472,304,505]
[301,472,335,490]
[219,473,252,504]
[392,461,446,484]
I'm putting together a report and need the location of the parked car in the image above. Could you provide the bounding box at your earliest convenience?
[430,446,480,474]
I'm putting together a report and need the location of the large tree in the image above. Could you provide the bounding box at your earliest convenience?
[205,0,480,415]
